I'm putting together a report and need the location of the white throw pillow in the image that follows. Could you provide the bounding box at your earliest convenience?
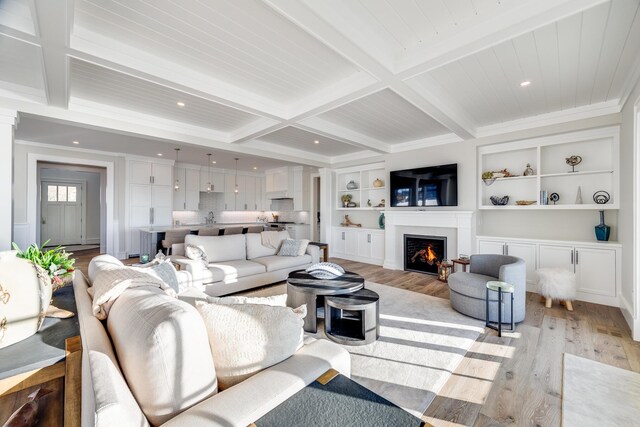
[196,301,306,390]
[206,294,287,307]
[278,239,310,257]
[185,243,208,265]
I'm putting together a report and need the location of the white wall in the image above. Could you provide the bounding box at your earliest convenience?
[619,79,640,335]
[13,142,127,256]
[39,166,103,244]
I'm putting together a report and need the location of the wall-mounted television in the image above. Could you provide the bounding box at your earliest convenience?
[389,163,458,207]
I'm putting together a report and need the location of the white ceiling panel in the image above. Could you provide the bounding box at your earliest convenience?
[73,0,359,104]
[414,0,640,127]
[0,0,36,35]
[0,35,46,102]
[317,89,450,144]
[257,126,362,156]
[15,117,294,171]
[302,0,522,65]
[69,59,262,132]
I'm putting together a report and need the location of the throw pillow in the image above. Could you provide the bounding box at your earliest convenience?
[133,260,181,293]
[195,301,306,390]
[185,243,208,265]
[206,294,287,307]
[278,239,310,257]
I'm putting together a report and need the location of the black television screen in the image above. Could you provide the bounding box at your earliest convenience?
[390,163,458,207]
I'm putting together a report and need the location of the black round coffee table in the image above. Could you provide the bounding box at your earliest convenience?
[286,270,364,333]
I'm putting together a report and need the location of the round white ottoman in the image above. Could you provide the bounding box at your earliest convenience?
[536,268,576,311]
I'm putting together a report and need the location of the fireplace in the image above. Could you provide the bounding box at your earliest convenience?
[404,234,447,275]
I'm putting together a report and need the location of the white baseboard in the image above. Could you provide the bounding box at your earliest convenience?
[85,237,100,245]
[619,294,640,340]
[332,252,384,267]
[116,252,128,260]
[383,260,400,270]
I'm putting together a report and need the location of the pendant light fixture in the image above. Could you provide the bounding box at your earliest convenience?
[174,148,181,191]
[234,158,239,194]
[206,153,213,192]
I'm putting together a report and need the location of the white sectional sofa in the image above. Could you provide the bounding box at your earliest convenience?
[173,232,319,296]
[75,256,350,427]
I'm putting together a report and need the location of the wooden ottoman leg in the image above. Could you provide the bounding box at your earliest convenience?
[565,300,574,311]
[540,295,546,303]
[545,297,552,309]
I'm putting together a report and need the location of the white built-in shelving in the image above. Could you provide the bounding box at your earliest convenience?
[336,163,386,211]
[478,127,619,210]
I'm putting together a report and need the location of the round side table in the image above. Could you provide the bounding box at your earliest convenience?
[324,288,379,346]
[485,280,515,337]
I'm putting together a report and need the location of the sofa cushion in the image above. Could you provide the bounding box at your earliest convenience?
[207,294,287,306]
[252,254,313,272]
[88,254,124,284]
[448,272,501,301]
[185,244,208,265]
[185,234,246,263]
[107,288,218,426]
[246,231,289,260]
[195,300,306,390]
[208,260,266,281]
[278,239,310,257]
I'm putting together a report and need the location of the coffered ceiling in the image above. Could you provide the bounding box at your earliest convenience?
[0,0,639,168]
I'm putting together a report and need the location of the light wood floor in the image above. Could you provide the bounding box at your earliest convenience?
[74,250,639,427]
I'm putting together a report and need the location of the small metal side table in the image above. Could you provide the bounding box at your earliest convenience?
[485,280,515,337]
[324,288,380,346]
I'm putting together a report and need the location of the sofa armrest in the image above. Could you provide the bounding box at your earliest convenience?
[162,339,350,427]
[173,258,207,288]
[499,258,526,289]
[306,244,320,264]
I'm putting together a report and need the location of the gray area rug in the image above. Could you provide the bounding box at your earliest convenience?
[243,281,484,417]
[563,353,640,426]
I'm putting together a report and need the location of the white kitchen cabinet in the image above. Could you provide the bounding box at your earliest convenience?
[243,175,256,211]
[332,227,385,266]
[126,158,173,256]
[199,169,225,192]
[285,224,310,240]
[478,236,621,307]
[173,167,200,211]
[266,167,289,193]
[255,177,264,210]
[224,173,237,210]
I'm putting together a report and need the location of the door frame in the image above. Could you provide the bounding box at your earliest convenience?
[634,98,640,340]
[27,153,115,255]
[40,179,87,246]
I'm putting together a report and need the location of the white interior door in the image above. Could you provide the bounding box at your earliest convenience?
[41,182,83,246]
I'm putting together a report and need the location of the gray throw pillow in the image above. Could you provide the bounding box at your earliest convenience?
[278,239,310,257]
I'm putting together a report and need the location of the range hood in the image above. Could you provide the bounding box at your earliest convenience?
[270,198,294,211]
[266,191,291,200]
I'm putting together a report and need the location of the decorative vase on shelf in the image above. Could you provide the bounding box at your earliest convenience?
[595,210,610,241]
[575,186,583,204]
[346,180,358,190]
[523,163,535,176]
[378,213,385,230]
[373,178,384,188]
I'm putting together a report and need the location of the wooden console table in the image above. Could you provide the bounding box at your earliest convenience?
[0,285,81,426]
[308,242,329,262]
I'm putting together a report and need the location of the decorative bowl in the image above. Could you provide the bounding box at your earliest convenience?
[490,196,509,206]
[515,200,537,205]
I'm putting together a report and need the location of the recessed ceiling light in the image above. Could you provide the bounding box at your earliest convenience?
[520,81,531,87]
[157,153,163,156]
[314,140,320,144]
[177,101,185,107]
[211,160,216,164]
[72,140,79,144]
[253,167,258,170]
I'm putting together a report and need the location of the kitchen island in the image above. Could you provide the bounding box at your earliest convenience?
[137,223,265,258]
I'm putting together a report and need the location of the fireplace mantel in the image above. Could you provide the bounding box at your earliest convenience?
[382,210,474,270]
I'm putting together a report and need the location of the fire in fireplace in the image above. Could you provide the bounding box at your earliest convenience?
[404,234,447,275]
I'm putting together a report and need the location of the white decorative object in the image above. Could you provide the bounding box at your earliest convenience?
[196,300,306,390]
[537,267,577,311]
[306,262,345,279]
[575,186,583,204]
[0,251,52,349]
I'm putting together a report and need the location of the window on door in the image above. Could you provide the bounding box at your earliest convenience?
[47,185,77,202]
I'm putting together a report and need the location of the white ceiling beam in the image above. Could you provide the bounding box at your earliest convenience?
[263,0,478,141]
[34,0,72,108]
[296,118,389,154]
[238,140,332,167]
[395,0,609,78]
[0,96,327,167]
[229,119,287,144]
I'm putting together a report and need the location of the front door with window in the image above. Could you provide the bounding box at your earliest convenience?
[41,182,83,246]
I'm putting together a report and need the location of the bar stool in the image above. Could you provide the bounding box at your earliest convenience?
[485,280,514,337]
[160,229,190,255]
[198,227,220,236]
[222,227,243,235]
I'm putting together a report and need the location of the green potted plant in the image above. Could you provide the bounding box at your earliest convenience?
[12,240,75,290]
[340,194,352,208]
